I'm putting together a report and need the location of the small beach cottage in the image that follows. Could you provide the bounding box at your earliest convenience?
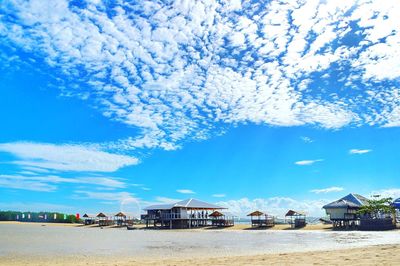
[247,211,275,228]
[96,212,113,226]
[285,210,306,228]
[209,210,235,227]
[82,213,95,225]
[114,212,127,226]
[322,193,369,229]
[142,198,226,229]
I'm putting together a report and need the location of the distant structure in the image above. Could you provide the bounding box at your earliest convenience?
[393,198,400,222]
[285,210,306,228]
[322,193,369,229]
[209,210,235,227]
[247,211,275,228]
[82,213,95,225]
[142,198,227,229]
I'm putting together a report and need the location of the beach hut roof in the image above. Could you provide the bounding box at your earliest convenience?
[96,212,107,218]
[209,210,235,218]
[247,211,264,216]
[114,212,126,217]
[209,210,224,217]
[176,198,226,209]
[144,198,226,211]
[82,213,95,218]
[323,193,369,209]
[285,210,306,217]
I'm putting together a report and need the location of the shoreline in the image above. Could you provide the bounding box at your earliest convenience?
[0,220,336,230]
[1,244,399,265]
[1,220,399,231]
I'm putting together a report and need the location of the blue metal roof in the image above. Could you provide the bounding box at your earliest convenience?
[323,193,369,209]
[393,198,400,209]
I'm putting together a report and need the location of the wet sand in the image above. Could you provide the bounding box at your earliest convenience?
[0,220,333,230]
[1,222,399,265]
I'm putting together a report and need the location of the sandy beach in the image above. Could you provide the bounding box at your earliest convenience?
[1,244,399,266]
[1,222,400,265]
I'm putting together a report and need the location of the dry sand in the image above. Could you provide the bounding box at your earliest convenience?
[1,244,399,266]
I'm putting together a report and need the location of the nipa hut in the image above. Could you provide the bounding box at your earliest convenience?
[247,211,274,228]
[97,212,113,226]
[285,210,306,228]
[114,212,127,226]
[209,210,235,227]
[82,213,95,225]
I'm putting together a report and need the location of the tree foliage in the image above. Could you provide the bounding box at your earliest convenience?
[358,197,395,218]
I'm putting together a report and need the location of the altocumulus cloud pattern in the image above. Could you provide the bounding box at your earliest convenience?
[1,0,400,151]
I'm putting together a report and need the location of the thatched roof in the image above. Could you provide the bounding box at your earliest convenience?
[144,198,226,211]
[114,212,126,217]
[209,210,235,218]
[323,193,369,209]
[209,210,224,217]
[247,211,264,216]
[285,210,306,217]
[96,212,107,218]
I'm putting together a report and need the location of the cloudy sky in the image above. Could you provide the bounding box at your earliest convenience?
[0,0,400,217]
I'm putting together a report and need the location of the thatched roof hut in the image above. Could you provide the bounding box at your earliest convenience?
[209,211,235,227]
[285,210,306,228]
[247,211,275,228]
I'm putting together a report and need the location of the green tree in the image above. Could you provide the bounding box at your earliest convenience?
[358,196,395,218]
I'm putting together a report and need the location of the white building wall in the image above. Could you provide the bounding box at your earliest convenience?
[326,208,347,219]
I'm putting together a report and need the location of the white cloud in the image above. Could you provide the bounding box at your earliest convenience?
[176,189,195,194]
[0,174,126,192]
[74,190,135,202]
[0,202,74,212]
[212,194,226,198]
[1,0,400,152]
[300,136,313,143]
[310,186,344,194]
[154,196,181,204]
[73,190,143,216]
[0,142,138,172]
[349,149,372,154]
[217,197,331,218]
[295,159,323,166]
[370,188,400,199]
[0,177,56,192]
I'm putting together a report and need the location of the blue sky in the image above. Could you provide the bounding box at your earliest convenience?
[0,0,400,217]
